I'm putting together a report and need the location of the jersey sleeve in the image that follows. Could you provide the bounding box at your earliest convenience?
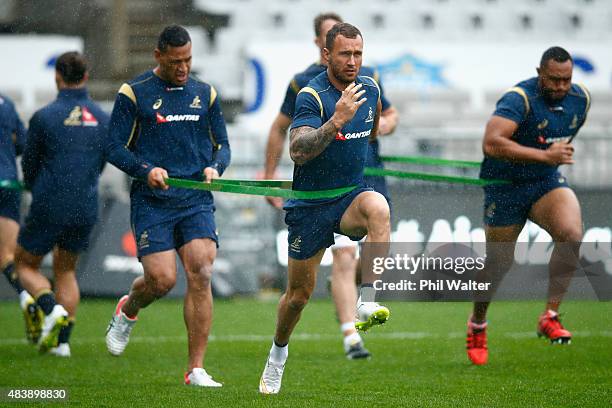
[290,88,323,130]
[11,104,26,156]
[576,83,591,129]
[279,79,300,118]
[373,70,391,112]
[21,112,45,189]
[105,84,154,180]
[207,87,231,176]
[493,88,529,124]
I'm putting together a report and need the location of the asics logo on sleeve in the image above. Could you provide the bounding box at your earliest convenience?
[155,112,200,123]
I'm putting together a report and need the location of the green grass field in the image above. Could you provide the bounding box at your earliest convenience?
[1,299,610,407]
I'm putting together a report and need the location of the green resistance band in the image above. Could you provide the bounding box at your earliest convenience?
[165,177,356,199]
[213,178,293,189]
[380,155,481,168]
[363,168,509,186]
[0,180,25,190]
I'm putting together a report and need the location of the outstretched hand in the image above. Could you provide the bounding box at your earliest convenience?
[331,82,367,129]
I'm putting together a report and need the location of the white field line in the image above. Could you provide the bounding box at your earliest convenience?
[0,331,611,347]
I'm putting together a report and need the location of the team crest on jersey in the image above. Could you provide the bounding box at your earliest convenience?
[63,106,98,127]
[537,119,548,130]
[153,98,163,109]
[569,114,578,129]
[290,236,302,252]
[485,202,496,219]
[189,96,202,109]
[365,107,374,123]
[138,230,150,250]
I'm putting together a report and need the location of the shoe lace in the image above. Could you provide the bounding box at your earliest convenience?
[109,315,133,339]
[541,314,565,335]
[467,329,487,349]
[263,361,283,387]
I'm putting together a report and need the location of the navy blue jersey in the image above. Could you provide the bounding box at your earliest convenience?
[287,71,380,207]
[480,77,590,181]
[22,88,109,225]
[106,71,231,210]
[0,94,26,181]
[279,63,391,180]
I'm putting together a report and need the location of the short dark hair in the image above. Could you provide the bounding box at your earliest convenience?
[540,46,573,68]
[314,12,343,37]
[325,23,362,50]
[55,51,87,84]
[157,25,191,52]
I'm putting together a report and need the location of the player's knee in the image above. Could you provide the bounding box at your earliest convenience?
[287,289,312,312]
[147,273,176,297]
[185,261,213,287]
[365,194,390,225]
[553,225,583,244]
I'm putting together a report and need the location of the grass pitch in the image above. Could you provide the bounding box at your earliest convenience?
[0,299,610,407]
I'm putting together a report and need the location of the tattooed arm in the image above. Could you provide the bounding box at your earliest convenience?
[289,121,339,165]
[289,82,367,165]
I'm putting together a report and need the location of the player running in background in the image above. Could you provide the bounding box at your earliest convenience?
[263,12,398,360]
[15,51,109,357]
[467,46,590,365]
[259,23,391,394]
[0,92,37,342]
[104,25,230,387]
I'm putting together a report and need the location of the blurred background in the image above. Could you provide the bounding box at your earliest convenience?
[0,0,610,300]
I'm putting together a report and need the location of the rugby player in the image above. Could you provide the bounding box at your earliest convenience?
[15,51,109,357]
[259,23,391,394]
[104,25,230,387]
[467,46,590,365]
[263,12,398,360]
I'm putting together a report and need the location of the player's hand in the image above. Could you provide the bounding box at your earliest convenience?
[266,196,283,209]
[147,167,169,190]
[203,167,220,183]
[259,170,283,209]
[331,82,367,129]
[545,142,575,165]
[377,116,392,136]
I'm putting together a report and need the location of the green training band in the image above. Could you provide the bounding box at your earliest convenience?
[0,180,25,190]
[165,178,356,199]
[363,168,510,186]
[212,178,293,189]
[380,155,481,168]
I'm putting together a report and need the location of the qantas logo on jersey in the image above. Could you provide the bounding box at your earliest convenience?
[335,129,372,141]
[156,112,200,123]
[537,135,572,144]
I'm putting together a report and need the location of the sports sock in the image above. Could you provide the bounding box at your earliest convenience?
[2,262,24,294]
[343,332,362,351]
[36,292,57,315]
[340,321,355,334]
[269,339,288,364]
[58,319,75,344]
[358,284,376,303]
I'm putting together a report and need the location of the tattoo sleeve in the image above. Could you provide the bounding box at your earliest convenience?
[289,121,339,165]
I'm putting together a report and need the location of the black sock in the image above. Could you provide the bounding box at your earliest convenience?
[36,292,56,315]
[58,320,74,344]
[2,262,24,294]
[273,339,288,348]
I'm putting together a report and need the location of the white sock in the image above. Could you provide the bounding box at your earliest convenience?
[343,332,362,351]
[269,340,288,364]
[359,285,376,303]
[18,290,31,310]
[340,322,355,334]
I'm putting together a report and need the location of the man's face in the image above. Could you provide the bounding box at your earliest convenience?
[315,18,340,52]
[155,42,192,86]
[325,35,363,84]
[537,59,573,101]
